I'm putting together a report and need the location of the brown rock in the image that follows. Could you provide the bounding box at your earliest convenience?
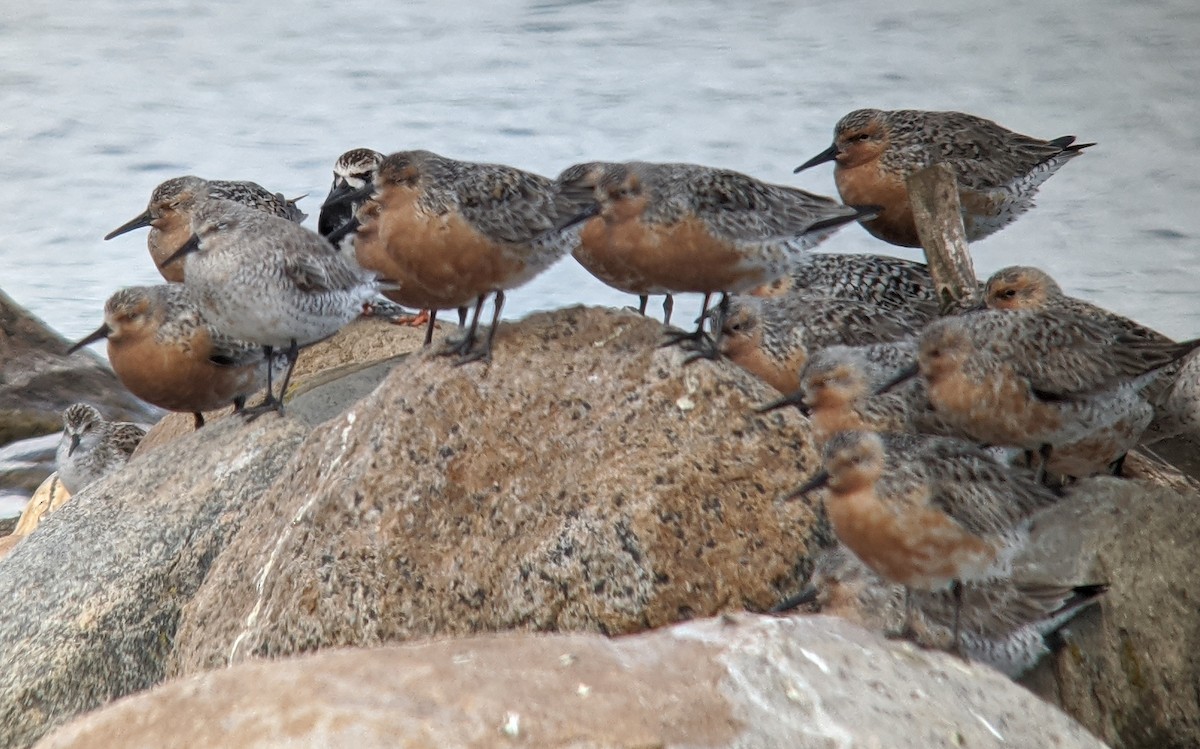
[1018,477,1200,749]
[0,288,158,446]
[10,472,70,538]
[169,306,819,674]
[37,614,1105,749]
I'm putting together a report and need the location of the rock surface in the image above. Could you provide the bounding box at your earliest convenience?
[1018,477,1200,749]
[169,306,819,673]
[10,472,70,539]
[0,288,158,447]
[36,614,1106,749]
[0,316,428,749]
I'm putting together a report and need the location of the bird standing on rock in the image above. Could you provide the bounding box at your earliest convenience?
[563,161,872,361]
[55,404,146,494]
[162,181,380,418]
[68,284,279,429]
[795,108,1093,247]
[880,309,1200,478]
[104,175,306,283]
[789,430,1061,653]
[317,148,463,333]
[331,149,573,363]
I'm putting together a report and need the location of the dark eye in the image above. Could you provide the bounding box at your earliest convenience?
[854,133,871,142]
[1002,289,1017,299]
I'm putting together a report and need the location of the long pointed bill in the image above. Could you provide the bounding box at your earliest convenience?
[875,362,920,395]
[794,143,839,173]
[755,391,808,415]
[782,470,830,501]
[555,203,599,233]
[104,210,153,240]
[68,434,80,457]
[160,234,201,268]
[67,323,112,354]
[325,215,361,247]
[321,181,373,211]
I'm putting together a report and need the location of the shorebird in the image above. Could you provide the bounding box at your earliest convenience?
[317,148,462,336]
[750,252,939,319]
[980,265,1196,448]
[787,431,1060,650]
[717,293,921,394]
[561,161,871,360]
[757,342,965,447]
[55,404,146,494]
[68,284,276,429]
[779,544,1105,677]
[883,309,1199,476]
[105,175,306,283]
[162,183,379,417]
[795,109,1093,247]
[332,149,572,363]
[555,161,676,325]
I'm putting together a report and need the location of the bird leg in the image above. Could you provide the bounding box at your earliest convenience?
[242,340,298,420]
[951,580,966,660]
[661,292,713,349]
[662,294,674,327]
[454,291,505,366]
[440,294,487,361]
[682,293,730,365]
[192,412,205,430]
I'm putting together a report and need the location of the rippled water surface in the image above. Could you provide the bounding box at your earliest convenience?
[1,0,1198,343]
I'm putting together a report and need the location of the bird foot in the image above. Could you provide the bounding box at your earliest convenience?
[239,395,285,421]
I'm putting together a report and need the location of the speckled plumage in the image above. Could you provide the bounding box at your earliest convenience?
[318,148,384,238]
[797,343,962,445]
[106,175,307,283]
[796,108,1092,247]
[351,149,574,362]
[981,265,1194,446]
[181,194,377,349]
[798,431,1059,594]
[801,544,1104,677]
[907,310,1193,457]
[556,161,677,324]
[752,252,939,318]
[70,285,274,426]
[718,293,921,394]
[167,188,378,415]
[55,404,145,494]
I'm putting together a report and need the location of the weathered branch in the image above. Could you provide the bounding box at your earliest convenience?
[907,163,979,313]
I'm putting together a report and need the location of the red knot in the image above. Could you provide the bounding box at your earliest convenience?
[795,109,1093,247]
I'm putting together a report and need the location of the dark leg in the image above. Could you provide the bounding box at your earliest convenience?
[662,294,674,326]
[440,295,486,359]
[454,290,505,366]
[638,295,649,315]
[241,341,297,420]
[682,293,730,364]
[232,395,247,413]
[1036,444,1053,484]
[661,292,712,348]
[457,306,469,328]
[951,580,965,659]
[192,412,205,430]
[423,309,438,346]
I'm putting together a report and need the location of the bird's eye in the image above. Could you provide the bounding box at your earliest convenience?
[854,133,871,142]
[1002,289,1017,299]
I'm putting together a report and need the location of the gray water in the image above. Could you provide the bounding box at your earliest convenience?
[1,0,1198,346]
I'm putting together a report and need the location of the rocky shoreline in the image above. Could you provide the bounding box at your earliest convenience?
[0,297,1197,748]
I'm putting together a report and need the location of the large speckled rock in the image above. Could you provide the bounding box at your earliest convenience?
[35,614,1106,749]
[0,415,309,749]
[168,305,819,675]
[1018,477,1200,749]
[0,316,429,749]
[0,288,158,447]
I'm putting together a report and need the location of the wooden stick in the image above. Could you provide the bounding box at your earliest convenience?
[907,163,979,313]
